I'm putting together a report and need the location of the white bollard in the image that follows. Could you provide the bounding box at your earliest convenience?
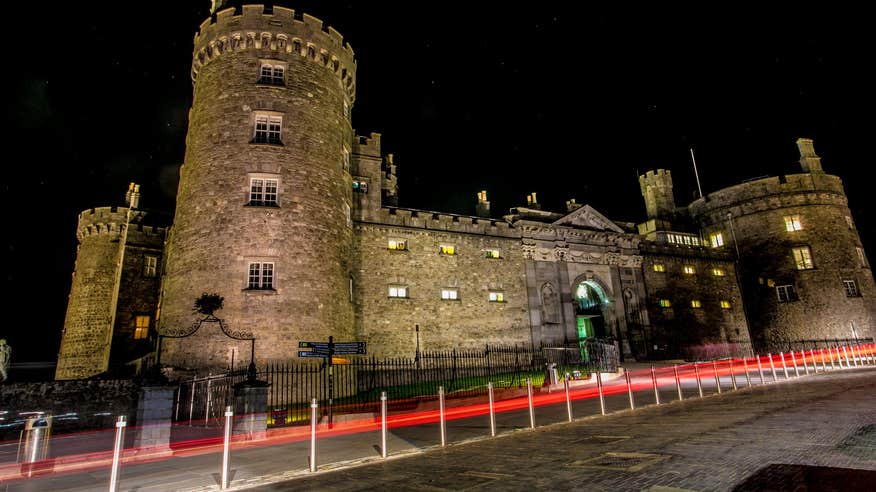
[625,371,635,409]
[743,358,752,387]
[694,363,704,398]
[526,378,535,428]
[221,406,232,490]
[309,399,318,473]
[780,352,789,379]
[108,416,127,492]
[488,382,496,436]
[757,357,766,385]
[790,350,800,377]
[712,360,721,394]
[768,353,778,382]
[729,359,738,390]
[801,350,810,375]
[651,366,661,405]
[596,372,606,415]
[380,392,387,458]
[439,386,446,447]
[674,365,683,401]
[564,374,573,422]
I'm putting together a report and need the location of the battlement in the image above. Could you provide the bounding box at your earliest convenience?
[688,172,846,219]
[193,5,357,99]
[638,169,673,188]
[76,207,167,241]
[353,132,382,157]
[365,207,520,239]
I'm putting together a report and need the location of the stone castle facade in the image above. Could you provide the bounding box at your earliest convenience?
[54,3,875,379]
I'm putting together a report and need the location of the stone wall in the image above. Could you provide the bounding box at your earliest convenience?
[689,172,876,348]
[354,224,530,357]
[641,244,749,353]
[0,380,139,439]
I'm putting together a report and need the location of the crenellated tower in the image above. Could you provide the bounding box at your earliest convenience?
[157,3,357,369]
[57,184,167,380]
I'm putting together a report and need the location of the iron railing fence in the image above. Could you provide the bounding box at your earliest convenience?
[173,341,620,427]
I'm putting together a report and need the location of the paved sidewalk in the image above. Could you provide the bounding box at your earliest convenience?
[248,367,876,492]
[3,364,873,491]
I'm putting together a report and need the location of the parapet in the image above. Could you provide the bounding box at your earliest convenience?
[353,132,382,158]
[76,207,168,241]
[193,5,357,100]
[365,207,520,239]
[638,169,673,192]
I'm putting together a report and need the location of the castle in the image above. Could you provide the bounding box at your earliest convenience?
[54,2,876,380]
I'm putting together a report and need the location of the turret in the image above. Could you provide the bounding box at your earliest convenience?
[639,169,676,220]
[158,3,357,370]
[476,190,490,217]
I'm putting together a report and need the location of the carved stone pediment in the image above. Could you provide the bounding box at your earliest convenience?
[553,205,624,233]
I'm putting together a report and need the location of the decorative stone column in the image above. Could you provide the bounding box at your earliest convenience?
[133,385,176,455]
[233,379,270,440]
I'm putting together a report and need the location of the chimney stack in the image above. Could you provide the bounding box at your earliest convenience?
[797,138,823,174]
[125,183,140,209]
[476,190,491,217]
[566,198,583,213]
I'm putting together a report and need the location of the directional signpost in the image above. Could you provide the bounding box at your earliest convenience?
[297,336,367,427]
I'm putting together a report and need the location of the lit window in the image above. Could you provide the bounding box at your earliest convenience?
[489,291,505,302]
[652,264,665,272]
[846,215,855,230]
[719,300,731,309]
[258,64,285,85]
[249,178,279,206]
[388,285,408,298]
[683,265,696,275]
[784,215,802,232]
[709,232,724,248]
[690,300,702,308]
[133,315,150,339]
[144,256,158,278]
[659,299,672,308]
[856,247,867,267]
[712,267,726,277]
[253,114,282,144]
[792,246,814,270]
[776,285,798,303]
[843,280,860,297]
[247,262,274,289]
[439,245,456,255]
[388,239,406,251]
[441,288,458,300]
[485,249,501,259]
[352,179,368,193]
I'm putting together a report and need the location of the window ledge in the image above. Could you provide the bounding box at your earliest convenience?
[256,81,286,87]
[388,296,409,299]
[245,202,280,208]
[441,298,461,302]
[243,288,277,295]
[250,140,284,147]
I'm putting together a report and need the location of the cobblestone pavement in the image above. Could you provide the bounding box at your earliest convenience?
[250,368,876,492]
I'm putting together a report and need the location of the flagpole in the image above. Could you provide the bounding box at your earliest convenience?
[690,148,703,199]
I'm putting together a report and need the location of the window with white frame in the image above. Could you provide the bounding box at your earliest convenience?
[249,178,279,206]
[652,263,665,272]
[485,249,500,259]
[388,285,408,298]
[843,279,860,297]
[784,215,802,232]
[488,291,505,302]
[709,232,724,248]
[253,114,282,144]
[712,267,726,277]
[133,315,150,340]
[258,63,285,85]
[683,265,696,275]
[856,247,867,267]
[846,215,855,230]
[690,300,702,308]
[143,256,158,277]
[441,288,458,300]
[776,284,798,303]
[247,262,274,289]
[719,300,731,309]
[792,246,814,270]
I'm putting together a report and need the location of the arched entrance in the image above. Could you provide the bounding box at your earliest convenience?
[575,280,609,341]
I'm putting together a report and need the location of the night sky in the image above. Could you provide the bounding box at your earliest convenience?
[3,2,873,363]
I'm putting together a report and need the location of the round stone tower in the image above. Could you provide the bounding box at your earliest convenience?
[158,3,356,369]
[689,138,876,349]
[56,206,131,380]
